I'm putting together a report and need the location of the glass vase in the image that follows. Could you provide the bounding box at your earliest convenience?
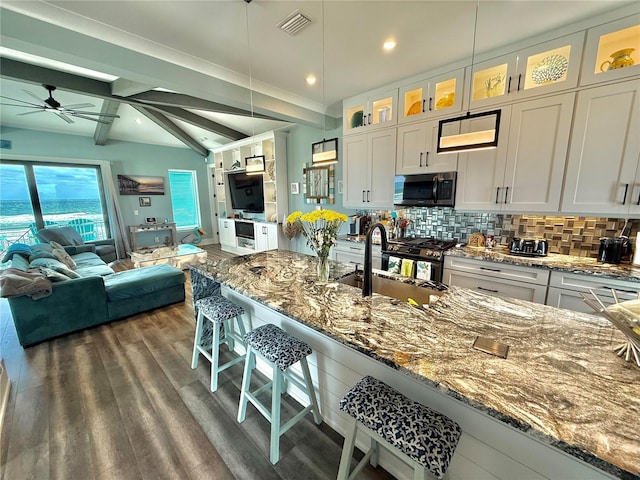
[316,253,331,282]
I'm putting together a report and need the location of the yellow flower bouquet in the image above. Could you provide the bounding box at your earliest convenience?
[285,209,348,281]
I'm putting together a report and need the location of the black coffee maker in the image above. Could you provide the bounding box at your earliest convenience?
[598,237,630,264]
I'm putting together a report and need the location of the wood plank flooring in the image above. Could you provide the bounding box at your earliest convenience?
[0,244,395,480]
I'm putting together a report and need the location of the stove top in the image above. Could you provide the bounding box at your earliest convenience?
[385,237,458,259]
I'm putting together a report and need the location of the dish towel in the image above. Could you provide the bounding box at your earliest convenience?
[416,261,432,280]
[400,259,415,277]
[387,256,401,274]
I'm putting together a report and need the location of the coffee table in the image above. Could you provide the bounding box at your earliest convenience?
[129,244,207,270]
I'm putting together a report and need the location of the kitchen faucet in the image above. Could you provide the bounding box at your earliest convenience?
[363,222,388,297]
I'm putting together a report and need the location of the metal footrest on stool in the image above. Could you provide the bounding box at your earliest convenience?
[338,376,461,480]
[191,294,247,392]
[237,323,322,465]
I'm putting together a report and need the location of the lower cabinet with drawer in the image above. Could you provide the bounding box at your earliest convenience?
[333,240,381,270]
[546,270,640,314]
[443,256,550,304]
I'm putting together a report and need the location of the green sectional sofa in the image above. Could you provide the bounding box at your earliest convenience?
[2,243,185,347]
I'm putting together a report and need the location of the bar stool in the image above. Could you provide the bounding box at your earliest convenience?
[237,323,322,464]
[191,294,247,392]
[337,376,461,480]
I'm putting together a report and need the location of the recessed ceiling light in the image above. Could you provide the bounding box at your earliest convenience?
[306,74,317,85]
[383,39,397,51]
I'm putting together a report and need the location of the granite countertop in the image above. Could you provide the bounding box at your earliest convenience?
[193,250,639,479]
[447,246,640,282]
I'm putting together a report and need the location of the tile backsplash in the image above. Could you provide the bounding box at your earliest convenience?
[397,208,639,258]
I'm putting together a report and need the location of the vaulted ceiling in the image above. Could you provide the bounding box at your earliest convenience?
[1,1,636,155]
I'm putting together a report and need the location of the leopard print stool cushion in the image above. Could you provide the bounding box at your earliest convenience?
[243,324,312,371]
[340,376,461,479]
[195,295,245,323]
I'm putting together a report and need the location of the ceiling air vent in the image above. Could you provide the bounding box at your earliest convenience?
[276,9,311,36]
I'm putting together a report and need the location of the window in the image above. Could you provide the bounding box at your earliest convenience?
[0,160,110,246]
[168,169,200,229]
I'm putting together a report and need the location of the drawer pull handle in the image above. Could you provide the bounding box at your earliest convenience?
[623,183,629,204]
[480,266,502,272]
[419,152,423,167]
[478,286,499,293]
[495,187,500,204]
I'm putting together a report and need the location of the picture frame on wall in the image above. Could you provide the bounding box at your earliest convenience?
[145,217,157,224]
[139,196,151,207]
[118,174,165,195]
[290,182,300,195]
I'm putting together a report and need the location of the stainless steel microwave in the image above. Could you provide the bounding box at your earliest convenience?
[393,172,457,207]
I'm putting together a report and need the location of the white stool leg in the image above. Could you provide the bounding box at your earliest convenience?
[210,319,221,392]
[337,418,358,480]
[223,320,234,352]
[300,357,322,424]
[270,367,283,465]
[414,464,427,480]
[191,309,204,369]
[370,436,379,468]
[237,347,254,423]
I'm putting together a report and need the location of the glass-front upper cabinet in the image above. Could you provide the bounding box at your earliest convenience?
[398,69,464,124]
[580,15,640,86]
[466,32,584,109]
[343,88,397,135]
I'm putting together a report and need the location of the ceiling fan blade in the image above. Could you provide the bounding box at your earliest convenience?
[23,89,46,104]
[71,113,112,124]
[69,111,120,118]
[55,112,74,124]
[16,109,47,116]
[64,103,95,109]
[0,95,44,108]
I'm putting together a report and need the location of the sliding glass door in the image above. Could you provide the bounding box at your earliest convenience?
[0,160,110,247]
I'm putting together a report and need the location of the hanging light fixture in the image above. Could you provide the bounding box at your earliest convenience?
[437,0,501,154]
[311,0,338,166]
[243,0,265,175]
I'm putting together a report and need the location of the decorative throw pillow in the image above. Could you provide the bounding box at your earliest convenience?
[50,241,77,269]
[1,243,32,263]
[49,263,82,279]
[39,266,71,282]
[29,244,57,262]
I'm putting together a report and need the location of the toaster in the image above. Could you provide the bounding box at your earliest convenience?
[509,238,548,257]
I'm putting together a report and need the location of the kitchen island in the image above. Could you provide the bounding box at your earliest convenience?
[192,250,639,480]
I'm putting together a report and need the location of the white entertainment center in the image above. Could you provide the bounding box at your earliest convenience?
[208,131,289,254]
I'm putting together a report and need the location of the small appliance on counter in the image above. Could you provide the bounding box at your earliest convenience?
[598,237,630,264]
[349,215,371,236]
[509,238,548,257]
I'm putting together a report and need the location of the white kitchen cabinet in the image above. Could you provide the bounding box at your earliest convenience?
[395,119,458,174]
[218,218,236,251]
[254,222,278,251]
[456,93,574,212]
[546,270,640,314]
[333,240,381,270]
[343,129,396,209]
[466,32,584,110]
[397,68,465,124]
[561,80,640,215]
[580,15,640,87]
[443,256,549,304]
[343,88,398,135]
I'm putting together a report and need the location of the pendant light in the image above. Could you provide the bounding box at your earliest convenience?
[244,0,265,175]
[437,0,501,154]
[311,0,338,166]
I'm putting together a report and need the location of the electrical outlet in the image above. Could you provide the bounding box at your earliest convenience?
[134,210,139,215]
[154,236,160,243]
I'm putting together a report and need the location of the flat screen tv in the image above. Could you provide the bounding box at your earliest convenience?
[227,171,264,213]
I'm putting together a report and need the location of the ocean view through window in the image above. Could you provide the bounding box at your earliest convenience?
[0,161,110,249]
[168,169,200,229]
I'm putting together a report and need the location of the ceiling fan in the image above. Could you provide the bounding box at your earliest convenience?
[0,84,120,124]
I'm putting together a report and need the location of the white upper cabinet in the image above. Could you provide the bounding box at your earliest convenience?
[343,88,398,135]
[580,15,640,86]
[397,69,465,124]
[466,32,584,109]
[396,120,458,174]
[456,93,574,212]
[343,129,396,208]
[561,80,640,215]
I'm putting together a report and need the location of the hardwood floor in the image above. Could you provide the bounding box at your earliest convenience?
[0,245,394,480]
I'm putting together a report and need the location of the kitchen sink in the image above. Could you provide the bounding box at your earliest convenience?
[337,271,443,306]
